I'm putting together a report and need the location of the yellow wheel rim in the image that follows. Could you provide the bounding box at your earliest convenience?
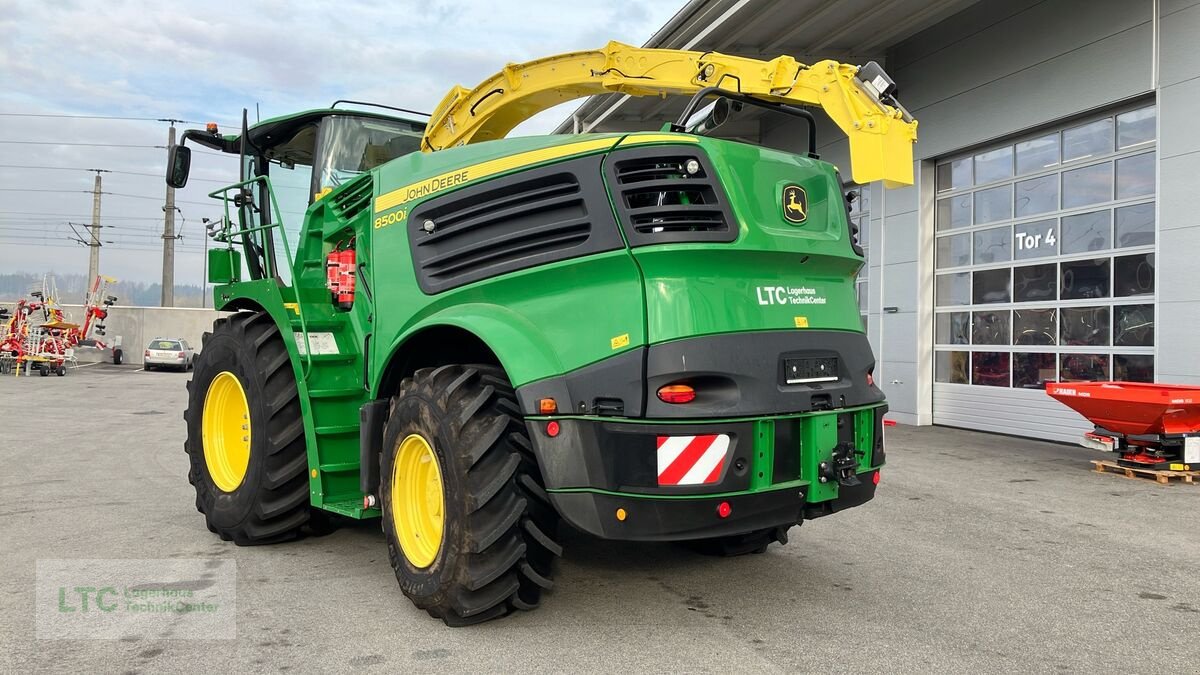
[202,371,252,492]
[391,433,445,568]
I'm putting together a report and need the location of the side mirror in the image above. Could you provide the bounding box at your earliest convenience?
[166,144,191,188]
[683,97,741,136]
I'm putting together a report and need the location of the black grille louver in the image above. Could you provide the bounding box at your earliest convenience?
[606,147,737,246]
[408,154,624,294]
[329,174,373,223]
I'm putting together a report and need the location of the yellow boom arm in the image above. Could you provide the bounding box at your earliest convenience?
[422,41,919,187]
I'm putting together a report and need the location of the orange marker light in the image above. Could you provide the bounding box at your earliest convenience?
[657,384,696,404]
[205,122,219,134]
[538,398,558,415]
[615,508,627,522]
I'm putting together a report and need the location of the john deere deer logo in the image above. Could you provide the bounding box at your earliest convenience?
[782,185,807,224]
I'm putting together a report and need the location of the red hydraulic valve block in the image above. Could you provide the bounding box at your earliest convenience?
[325,247,356,311]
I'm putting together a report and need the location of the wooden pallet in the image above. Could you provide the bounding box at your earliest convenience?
[1091,460,1198,485]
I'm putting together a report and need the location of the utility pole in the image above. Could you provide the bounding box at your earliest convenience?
[160,121,179,307]
[86,169,107,282]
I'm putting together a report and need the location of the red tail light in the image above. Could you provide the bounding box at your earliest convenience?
[657,384,696,404]
[177,352,186,358]
[144,350,150,357]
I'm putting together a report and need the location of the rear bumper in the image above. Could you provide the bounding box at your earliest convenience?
[550,486,800,542]
[528,404,886,541]
[516,329,884,419]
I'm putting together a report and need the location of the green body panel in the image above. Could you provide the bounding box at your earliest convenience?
[637,138,862,343]
[369,247,646,392]
[207,248,241,284]
[205,128,881,520]
[366,132,644,389]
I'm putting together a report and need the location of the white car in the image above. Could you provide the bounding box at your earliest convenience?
[144,338,195,371]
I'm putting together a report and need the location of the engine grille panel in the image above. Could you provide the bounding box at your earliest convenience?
[605,146,737,246]
[407,154,624,293]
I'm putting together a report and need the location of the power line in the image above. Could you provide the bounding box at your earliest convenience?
[0,141,236,159]
[0,112,199,122]
[0,223,168,234]
[0,233,208,251]
[0,140,166,148]
[0,237,207,251]
[0,112,243,128]
[104,191,228,207]
[0,212,168,220]
[0,164,307,188]
[0,188,225,208]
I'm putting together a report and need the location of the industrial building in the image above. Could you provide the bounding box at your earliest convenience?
[561,0,1193,441]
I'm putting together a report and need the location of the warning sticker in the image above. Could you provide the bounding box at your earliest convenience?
[1185,437,1200,464]
[294,332,339,356]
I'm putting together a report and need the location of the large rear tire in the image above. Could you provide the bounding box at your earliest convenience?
[183,311,310,545]
[380,364,560,626]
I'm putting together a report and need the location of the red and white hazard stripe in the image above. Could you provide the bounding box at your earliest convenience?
[656,434,731,486]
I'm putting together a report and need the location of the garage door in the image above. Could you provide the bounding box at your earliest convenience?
[931,104,1156,442]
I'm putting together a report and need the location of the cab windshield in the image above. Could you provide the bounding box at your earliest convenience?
[316,115,424,193]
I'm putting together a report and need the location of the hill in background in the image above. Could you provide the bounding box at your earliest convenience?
[0,272,208,307]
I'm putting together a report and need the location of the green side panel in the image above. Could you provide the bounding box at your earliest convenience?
[750,420,774,490]
[634,137,865,343]
[371,251,647,389]
[800,410,839,502]
[368,134,644,390]
[207,248,241,284]
[855,409,876,471]
[371,133,625,215]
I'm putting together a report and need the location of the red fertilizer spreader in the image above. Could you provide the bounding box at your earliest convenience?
[1046,382,1200,471]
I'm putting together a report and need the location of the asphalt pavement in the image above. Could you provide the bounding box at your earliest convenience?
[1,364,1197,672]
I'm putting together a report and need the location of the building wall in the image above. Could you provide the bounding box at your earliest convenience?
[2,303,222,365]
[762,0,1193,436]
[1155,0,1200,384]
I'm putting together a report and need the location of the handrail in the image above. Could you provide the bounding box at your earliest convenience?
[208,176,313,380]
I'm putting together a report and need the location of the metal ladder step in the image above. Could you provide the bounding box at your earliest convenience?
[292,319,345,331]
[307,387,364,400]
[306,353,356,364]
[317,461,360,473]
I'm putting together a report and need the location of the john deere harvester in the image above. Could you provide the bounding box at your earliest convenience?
[170,42,918,625]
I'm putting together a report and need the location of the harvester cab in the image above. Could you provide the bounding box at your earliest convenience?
[174,41,918,626]
[169,104,427,283]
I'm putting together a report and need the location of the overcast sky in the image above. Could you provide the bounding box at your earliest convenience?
[0,0,679,295]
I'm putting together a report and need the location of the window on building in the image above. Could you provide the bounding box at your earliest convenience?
[934,104,1156,388]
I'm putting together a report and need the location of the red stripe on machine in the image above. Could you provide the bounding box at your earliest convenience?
[656,434,731,486]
